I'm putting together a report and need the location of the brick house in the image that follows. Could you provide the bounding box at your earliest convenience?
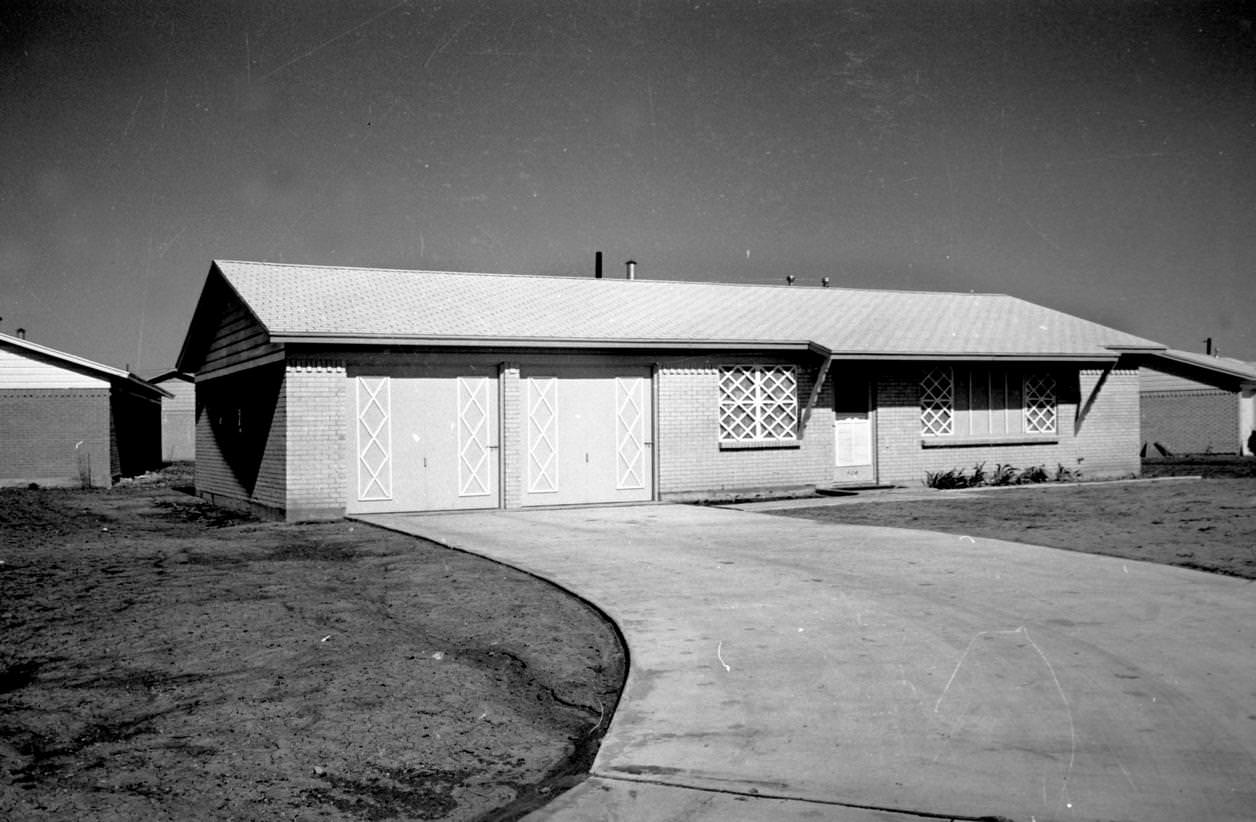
[1,331,170,487]
[1140,350,1256,456]
[178,260,1175,521]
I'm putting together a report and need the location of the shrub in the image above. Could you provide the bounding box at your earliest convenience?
[989,464,1018,486]
[924,468,972,489]
[1015,465,1050,484]
[1054,463,1079,482]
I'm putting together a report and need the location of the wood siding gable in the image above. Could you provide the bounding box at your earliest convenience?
[0,345,111,389]
[178,268,281,378]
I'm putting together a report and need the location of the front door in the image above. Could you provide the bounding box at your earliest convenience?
[834,376,876,485]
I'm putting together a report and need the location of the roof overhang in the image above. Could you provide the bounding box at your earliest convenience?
[825,352,1124,363]
[0,332,170,398]
[1139,349,1256,389]
[274,333,831,356]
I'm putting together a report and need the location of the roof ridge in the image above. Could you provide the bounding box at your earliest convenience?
[214,259,1012,298]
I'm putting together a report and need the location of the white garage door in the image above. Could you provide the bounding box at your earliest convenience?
[346,372,499,514]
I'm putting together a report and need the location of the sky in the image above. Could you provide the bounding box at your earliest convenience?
[2,0,1254,374]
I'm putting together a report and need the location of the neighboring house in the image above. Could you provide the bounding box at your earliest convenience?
[1140,350,1256,456]
[150,370,196,462]
[178,260,1175,521]
[0,332,170,487]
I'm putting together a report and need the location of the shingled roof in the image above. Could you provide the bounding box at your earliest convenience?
[200,260,1166,361]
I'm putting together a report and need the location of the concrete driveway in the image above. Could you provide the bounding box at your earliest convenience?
[361,505,1256,822]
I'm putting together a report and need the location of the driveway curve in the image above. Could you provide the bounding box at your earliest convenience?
[362,505,1256,822]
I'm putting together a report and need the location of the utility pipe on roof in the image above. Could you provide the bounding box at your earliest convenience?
[626,259,637,280]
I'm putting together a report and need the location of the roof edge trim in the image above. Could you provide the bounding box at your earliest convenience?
[826,352,1121,363]
[272,333,824,353]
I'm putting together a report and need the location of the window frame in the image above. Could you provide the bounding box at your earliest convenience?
[920,365,1060,446]
[718,364,800,449]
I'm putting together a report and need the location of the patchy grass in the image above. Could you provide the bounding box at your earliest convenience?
[775,462,1256,579]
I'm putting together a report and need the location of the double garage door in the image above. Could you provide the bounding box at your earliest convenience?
[345,365,652,513]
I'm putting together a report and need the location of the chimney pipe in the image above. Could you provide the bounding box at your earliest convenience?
[821,277,831,288]
[786,275,795,286]
[595,251,603,279]
[626,259,637,280]
[16,328,26,340]
[1205,337,1213,356]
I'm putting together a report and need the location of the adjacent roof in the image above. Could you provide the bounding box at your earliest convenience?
[197,259,1167,362]
[1147,349,1256,381]
[0,332,172,398]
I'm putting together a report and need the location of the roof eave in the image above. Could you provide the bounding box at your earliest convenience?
[1142,350,1256,382]
[826,351,1124,363]
[0,332,132,381]
[273,333,828,355]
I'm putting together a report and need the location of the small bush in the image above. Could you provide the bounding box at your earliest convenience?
[1015,465,1050,484]
[989,464,1018,486]
[924,468,972,490]
[1054,463,1079,482]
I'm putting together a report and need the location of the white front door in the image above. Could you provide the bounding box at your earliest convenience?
[834,376,876,484]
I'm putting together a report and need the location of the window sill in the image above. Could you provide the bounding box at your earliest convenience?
[719,439,801,451]
[921,435,1059,449]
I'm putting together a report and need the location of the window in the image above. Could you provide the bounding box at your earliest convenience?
[719,365,798,444]
[920,367,1057,439]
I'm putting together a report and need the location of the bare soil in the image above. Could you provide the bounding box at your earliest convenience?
[775,459,1256,579]
[0,472,626,821]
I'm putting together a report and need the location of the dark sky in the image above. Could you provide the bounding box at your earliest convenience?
[2,1,1254,373]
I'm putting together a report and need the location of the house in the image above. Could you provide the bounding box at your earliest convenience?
[1140,350,1256,456]
[178,260,1176,521]
[150,370,196,462]
[0,331,170,487]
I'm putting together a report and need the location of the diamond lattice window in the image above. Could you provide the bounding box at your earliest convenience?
[718,365,798,443]
[1023,373,1057,434]
[920,367,954,437]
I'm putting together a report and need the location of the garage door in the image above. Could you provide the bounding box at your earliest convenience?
[521,366,652,507]
[346,372,498,514]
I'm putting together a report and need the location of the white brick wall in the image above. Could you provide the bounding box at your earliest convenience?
[656,357,833,496]
[283,359,347,520]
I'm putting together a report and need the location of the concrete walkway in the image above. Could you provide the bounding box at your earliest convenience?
[361,505,1256,822]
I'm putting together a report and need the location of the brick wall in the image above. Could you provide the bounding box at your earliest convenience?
[1074,368,1141,476]
[656,357,833,497]
[1141,390,1239,455]
[0,389,111,487]
[500,363,522,508]
[283,359,347,521]
[874,365,1140,487]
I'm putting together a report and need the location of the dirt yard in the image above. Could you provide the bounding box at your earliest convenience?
[0,474,626,821]
[776,459,1256,579]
